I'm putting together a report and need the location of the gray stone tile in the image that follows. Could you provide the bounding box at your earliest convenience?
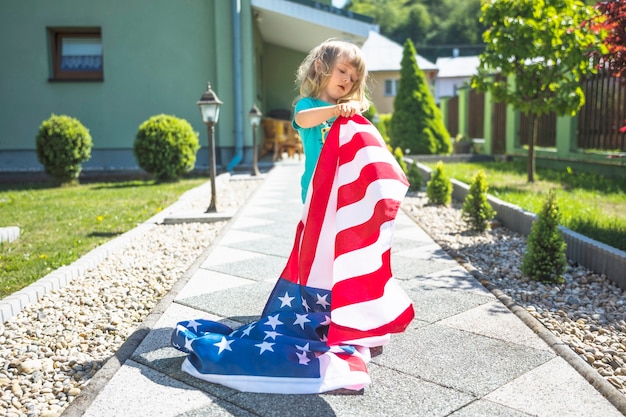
[401,284,495,323]
[392,253,459,280]
[175,270,257,300]
[227,363,475,417]
[82,360,244,417]
[233,222,299,240]
[206,254,286,282]
[224,235,294,258]
[391,235,433,254]
[439,301,552,351]
[176,281,275,324]
[372,324,554,397]
[485,357,625,417]
[448,399,534,417]
[400,266,493,295]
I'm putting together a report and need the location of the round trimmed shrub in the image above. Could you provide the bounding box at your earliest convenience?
[134,114,200,181]
[36,114,93,185]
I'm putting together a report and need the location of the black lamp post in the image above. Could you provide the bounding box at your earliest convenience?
[197,82,223,213]
[248,104,262,176]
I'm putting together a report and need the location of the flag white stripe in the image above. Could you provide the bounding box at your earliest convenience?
[332,279,412,330]
[333,220,395,282]
[335,179,408,232]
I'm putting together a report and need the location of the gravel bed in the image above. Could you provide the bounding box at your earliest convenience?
[0,175,263,417]
[401,191,626,397]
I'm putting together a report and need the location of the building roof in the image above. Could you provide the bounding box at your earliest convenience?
[435,56,481,78]
[252,0,376,53]
[361,30,437,72]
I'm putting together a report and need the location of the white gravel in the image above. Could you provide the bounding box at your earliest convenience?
[0,176,262,417]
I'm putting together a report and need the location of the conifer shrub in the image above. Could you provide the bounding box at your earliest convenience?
[406,161,422,192]
[462,170,496,232]
[390,39,451,155]
[35,114,93,185]
[134,114,199,181]
[393,147,408,173]
[426,161,452,205]
[522,190,567,283]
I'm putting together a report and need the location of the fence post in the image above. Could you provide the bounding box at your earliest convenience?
[440,96,450,132]
[482,88,494,155]
[458,86,470,136]
[555,115,577,157]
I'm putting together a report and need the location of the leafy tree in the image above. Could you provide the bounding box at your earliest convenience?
[590,0,626,78]
[462,170,496,232]
[472,0,605,182]
[426,161,453,205]
[522,190,567,283]
[390,39,451,154]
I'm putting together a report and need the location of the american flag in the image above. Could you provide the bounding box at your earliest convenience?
[172,115,414,394]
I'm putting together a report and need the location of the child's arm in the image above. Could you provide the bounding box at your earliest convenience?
[295,102,361,128]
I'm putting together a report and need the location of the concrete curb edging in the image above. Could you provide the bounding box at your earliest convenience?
[413,161,626,291]
[0,226,20,243]
[0,173,231,324]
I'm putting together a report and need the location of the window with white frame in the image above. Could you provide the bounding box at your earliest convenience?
[48,27,103,81]
[384,79,399,96]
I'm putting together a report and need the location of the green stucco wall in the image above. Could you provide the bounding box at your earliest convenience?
[0,1,216,151]
[261,44,304,118]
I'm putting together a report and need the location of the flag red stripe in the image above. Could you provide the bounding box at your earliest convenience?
[335,201,398,257]
[331,250,392,309]
[327,305,415,345]
[337,163,406,209]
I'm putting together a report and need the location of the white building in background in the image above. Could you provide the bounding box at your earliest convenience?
[434,55,481,103]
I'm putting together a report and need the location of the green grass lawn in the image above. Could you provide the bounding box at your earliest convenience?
[0,177,206,299]
[423,160,626,252]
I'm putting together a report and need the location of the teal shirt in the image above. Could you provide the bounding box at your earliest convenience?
[292,97,335,203]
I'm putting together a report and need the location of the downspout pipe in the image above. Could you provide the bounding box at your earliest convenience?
[227,0,244,172]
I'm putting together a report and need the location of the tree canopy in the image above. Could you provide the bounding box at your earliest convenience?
[471,0,605,181]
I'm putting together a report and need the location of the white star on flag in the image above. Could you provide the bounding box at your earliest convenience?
[293,313,311,329]
[213,336,234,354]
[186,319,202,332]
[321,315,331,326]
[265,314,283,330]
[264,330,281,340]
[296,350,311,365]
[316,293,330,309]
[278,291,295,307]
[295,342,310,352]
[255,341,275,355]
[184,337,194,351]
[241,323,255,337]
[302,298,310,312]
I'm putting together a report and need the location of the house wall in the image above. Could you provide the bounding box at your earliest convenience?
[435,76,469,103]
[260,44,303,119]
[0,0,261,173]
[368,71,395,115]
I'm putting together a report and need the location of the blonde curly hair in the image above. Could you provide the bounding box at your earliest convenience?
[294,39,370,112]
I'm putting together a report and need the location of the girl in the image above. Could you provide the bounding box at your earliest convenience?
[293,39,370,203]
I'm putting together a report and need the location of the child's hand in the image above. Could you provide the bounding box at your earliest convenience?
[334,101,361,118]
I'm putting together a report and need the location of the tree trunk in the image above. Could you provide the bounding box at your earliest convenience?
[527,114,537,183]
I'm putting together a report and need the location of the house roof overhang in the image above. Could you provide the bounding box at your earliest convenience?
[251,0,376,53]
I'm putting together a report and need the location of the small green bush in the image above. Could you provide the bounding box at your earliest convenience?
[406,162,422,192]
[522,190,567,283]
[134,114,200,181]
[462,170,496,232]
[393,147,408,173]
[426,161,452,205]
[35,114,93,185]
